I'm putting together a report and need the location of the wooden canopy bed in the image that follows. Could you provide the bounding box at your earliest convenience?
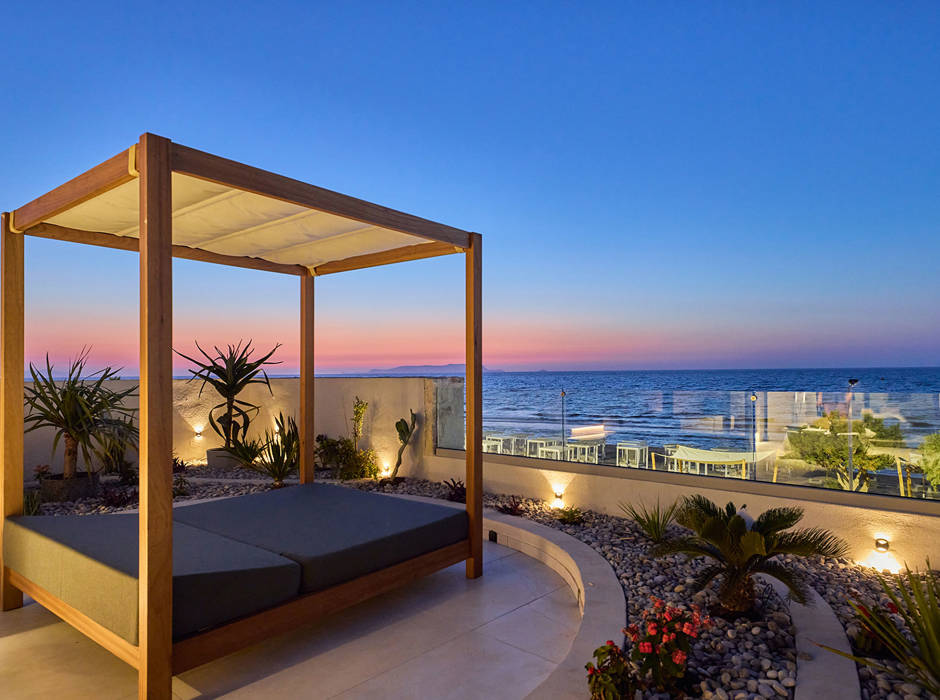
[0,133,483,699]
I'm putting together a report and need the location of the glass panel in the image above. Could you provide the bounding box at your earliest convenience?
[435,372,940,500]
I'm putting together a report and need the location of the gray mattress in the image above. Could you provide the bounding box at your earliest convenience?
[173,484,469,593]
[3,513,301,644]
[3,484,468,644]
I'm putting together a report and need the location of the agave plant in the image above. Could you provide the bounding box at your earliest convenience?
[24,350,138,479]
[93,414,139,484]
[620,498,680,543]
[252,417,299,488]
[654,495,848,612]
[175,340,280,448]
[820,562,939,697]
[390,409,417,479]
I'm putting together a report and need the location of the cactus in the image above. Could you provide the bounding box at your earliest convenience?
[391,410,418,479]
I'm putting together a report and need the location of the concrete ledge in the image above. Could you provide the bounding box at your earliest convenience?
[761,576,861,700]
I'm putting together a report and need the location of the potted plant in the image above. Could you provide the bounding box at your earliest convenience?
[24,350,138,502]
[175,340,280,469]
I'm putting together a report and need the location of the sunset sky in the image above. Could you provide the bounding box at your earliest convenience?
[3,2,939,374]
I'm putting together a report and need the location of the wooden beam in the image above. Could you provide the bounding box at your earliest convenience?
[7,569,140,668]
[465,233,483,579]
[138,133,174,700]
[172,540,469,673]
[24,222,308,276]
[313,241,460,276]
[0,212,24,611]
[171,143,472,249]
[12,147,136,232]
[299,275,315,483]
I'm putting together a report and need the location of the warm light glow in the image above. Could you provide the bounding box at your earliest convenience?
[194,424,203,439]
[381,461,392,477]
[860,550,901,574]
[551,493,565,509]
[874,537,890,553]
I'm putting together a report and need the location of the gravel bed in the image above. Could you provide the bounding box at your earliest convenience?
[793,556,930,700]
[351,477,799,700]
[35,478,277,516]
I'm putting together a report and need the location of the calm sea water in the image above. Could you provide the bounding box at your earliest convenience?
[478,368,940,450]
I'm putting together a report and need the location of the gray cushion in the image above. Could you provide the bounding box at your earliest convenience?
[3,513,302,643]
[173,484,468,593]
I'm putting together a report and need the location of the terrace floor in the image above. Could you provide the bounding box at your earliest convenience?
[0,540,579,699]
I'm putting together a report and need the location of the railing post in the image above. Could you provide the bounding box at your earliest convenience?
[138,133,173,700]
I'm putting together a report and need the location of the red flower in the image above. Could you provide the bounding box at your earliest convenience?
[639,642,653,654]
[648,623,658,636]
[606,640,615,646]
[672,650,687,665]
[885,602,899,614]
[653,598,664,609]
[682,622,694,635]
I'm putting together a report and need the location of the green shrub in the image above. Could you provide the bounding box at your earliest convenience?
[314,435,378,480]
[586,640,637,700]
[225,438,265,468]
[442,478,466,502]
[556,505,584,525]
[922,433,940,488]
[251,416,299,487]
[23,490,41,516]
[655,496,847,612]
[620,498,679,543]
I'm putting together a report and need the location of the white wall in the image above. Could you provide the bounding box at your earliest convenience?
[416,451,940,571]
[22,377,441,477]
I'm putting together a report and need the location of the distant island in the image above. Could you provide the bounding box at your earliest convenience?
[367,363,502,376]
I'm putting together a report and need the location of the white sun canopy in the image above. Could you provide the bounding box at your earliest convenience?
[12,141,471,275]
[671,445,777,464]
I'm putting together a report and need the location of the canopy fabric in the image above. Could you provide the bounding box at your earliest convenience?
[671,445,777,464]
[44,173,432,271]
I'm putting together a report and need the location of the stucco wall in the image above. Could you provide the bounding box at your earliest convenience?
[416,451,940,571]
[22,377,443,477]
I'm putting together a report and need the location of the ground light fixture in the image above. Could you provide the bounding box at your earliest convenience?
[874,537,890,553]
[551,492,565,509]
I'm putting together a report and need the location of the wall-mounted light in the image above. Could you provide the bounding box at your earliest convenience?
[381,462,392,477]
[194,425,203,439]
[551,492,565,509]
[874,537,890,553]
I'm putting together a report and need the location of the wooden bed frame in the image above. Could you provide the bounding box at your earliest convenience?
[0,133,484,699]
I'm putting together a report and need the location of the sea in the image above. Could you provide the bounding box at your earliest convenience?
[475,367,940,451]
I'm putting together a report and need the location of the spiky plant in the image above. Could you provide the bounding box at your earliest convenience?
[24,350,138,479]
[820,562,939,697]
[654,495,848,612]
[175,340,281,448]
[620,498,680,543]
[390,409,417,479]
[250,413,299,487]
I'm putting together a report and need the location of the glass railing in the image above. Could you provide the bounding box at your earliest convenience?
[435,378,940,500]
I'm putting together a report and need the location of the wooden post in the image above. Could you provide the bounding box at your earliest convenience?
[465,233,482,579]
[138,133,173,700]
[0,212,24,611]
[299,274,315,483]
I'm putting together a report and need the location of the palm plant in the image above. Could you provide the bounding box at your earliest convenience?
[654,495,848,612]
[24,350,137,479]
[175,340,280,448]
[619,498,680,543]
[821,562,939,696]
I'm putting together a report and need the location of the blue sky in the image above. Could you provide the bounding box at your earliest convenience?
[2,2,938,372]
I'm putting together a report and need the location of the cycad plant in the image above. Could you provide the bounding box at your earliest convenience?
[654,495,847,612]
[820,562,939,697]
[175,340,280,448]
[24,350,137,480]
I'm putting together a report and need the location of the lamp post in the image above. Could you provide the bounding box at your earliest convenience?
[847,378,859,491]
[561,389,567,450]
[750,393,758,480]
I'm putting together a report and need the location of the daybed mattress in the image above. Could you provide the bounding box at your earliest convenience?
[3,484,468,645]
[173,483,469,593]
[3,513,302,644]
